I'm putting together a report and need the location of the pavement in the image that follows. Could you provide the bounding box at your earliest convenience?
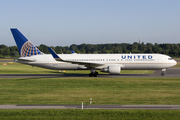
[0,68,180,78]
[0,59,14,62]
[1,105,180,110]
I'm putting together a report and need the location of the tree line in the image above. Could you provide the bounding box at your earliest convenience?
[0,42,180,58]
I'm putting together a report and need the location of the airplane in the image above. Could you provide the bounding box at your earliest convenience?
[10,28,177,77]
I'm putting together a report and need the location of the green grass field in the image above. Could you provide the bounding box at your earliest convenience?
[0,60,180,119]
[0,77,180,105]
[0,109,180,120]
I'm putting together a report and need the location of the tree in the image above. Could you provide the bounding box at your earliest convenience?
[1,42,180,57]
[38,44,49,53]
[0,45,7,49]
[3,48,10,56]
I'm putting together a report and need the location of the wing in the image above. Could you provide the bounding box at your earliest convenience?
[48,47,104,68]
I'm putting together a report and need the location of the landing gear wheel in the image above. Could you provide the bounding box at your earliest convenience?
[89,73,93,77]
[89,71,98,77]
[161,72,164,76]
[94,74,97,77]
[93,72,98,77]
[161,69,166,76]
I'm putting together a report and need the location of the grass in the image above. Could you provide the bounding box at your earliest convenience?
[0,60,179,119]
[0,62,153,74]
[0,62,57,74]
[0,77,180,105]
[0,109,180,120]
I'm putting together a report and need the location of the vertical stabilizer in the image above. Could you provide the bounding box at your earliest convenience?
[11,28,43,57]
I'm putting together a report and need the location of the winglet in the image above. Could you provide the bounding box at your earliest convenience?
[71,50,77,54]
[48,47,62,61]
[71,50,75,53]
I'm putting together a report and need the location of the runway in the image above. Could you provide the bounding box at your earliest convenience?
[0,68,180,78]
[1,105,180,110]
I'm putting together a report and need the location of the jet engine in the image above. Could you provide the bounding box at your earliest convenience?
[100,65,121,74]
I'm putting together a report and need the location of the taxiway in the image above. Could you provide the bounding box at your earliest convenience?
[1,105,180,110]
[0,68,179,78]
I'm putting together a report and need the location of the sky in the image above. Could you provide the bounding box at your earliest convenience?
[1,0,180,46]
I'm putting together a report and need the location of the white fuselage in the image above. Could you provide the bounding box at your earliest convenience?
[17,53,177,71]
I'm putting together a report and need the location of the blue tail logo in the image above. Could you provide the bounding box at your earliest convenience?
[11,28,43,57]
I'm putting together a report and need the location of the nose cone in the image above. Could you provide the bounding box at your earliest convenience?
[174,60,177,66]
[168,59,177,68]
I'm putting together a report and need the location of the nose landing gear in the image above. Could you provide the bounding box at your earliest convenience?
[161,69,166,76]
[161,72,164,76]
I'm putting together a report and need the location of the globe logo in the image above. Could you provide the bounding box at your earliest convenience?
[21,41,43,57]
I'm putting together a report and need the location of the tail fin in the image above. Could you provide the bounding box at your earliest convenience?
[10,28,43,57]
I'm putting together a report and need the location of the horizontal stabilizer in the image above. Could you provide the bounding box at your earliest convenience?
[15,58,35,62]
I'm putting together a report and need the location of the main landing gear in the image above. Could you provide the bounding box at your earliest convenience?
[161,69,166,76]
[89,69,98,77]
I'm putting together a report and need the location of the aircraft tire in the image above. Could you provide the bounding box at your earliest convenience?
[94,73,97,77]
[89,73,93,77]
[161,73,164,76]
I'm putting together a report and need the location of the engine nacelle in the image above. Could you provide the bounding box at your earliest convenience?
[100,65,121,74]
[109,65,121,74]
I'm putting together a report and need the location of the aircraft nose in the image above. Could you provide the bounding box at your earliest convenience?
[174,60,177,66]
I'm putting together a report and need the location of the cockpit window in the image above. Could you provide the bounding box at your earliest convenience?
[168,58,173,60]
